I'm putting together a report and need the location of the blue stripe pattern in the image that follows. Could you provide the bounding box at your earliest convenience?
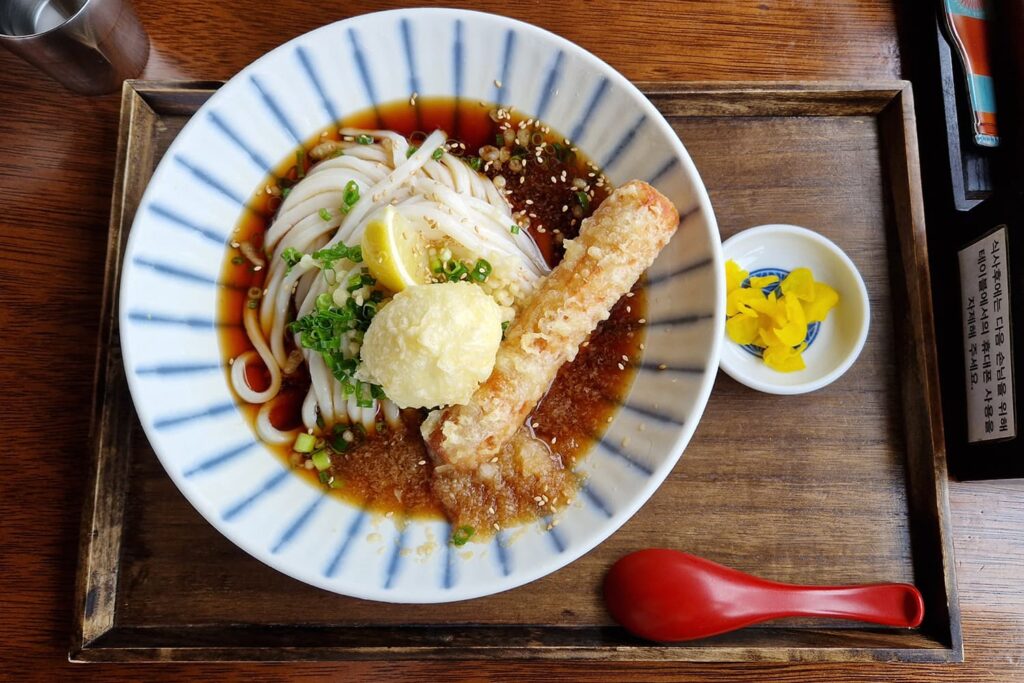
[272,495,326,554]
[324,510,368,578]
[569,77,609,143]
[399,18,420,96]
[534,50,564,121]
[132,257,222,288]
[174,155,248,208]
[183,439,258,477]
[153,400,236,429]
[647,255,712,287]
[494,30,516,105]
[647,157,680,186]
[443,524,456,589]
[544,517,566,553]
[296,46,340,123]
[136,362,222,376]
[348,28,379,109]
[581,483,613,517]
[148,203,227,245]
[648,312,715,328]
[250,75,301,143]
[601,114,646,171]
[384,524,407,589]
[208,111,271,173]
[597,436,655,475]
[452,20,464,99]
[620,401,683,426]
[494,532,511,576]
[223,468,291,522]
[126,311,225,329]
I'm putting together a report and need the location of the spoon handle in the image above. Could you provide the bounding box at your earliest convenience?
[749,582,925,627]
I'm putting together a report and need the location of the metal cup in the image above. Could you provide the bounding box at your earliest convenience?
[0,0,149,95]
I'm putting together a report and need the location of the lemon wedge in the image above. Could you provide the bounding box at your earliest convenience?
[360,206,429,292]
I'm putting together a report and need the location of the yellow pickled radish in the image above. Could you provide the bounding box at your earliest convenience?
[725,259,749,292]
[723,258,840,373]
[803,282,840,323]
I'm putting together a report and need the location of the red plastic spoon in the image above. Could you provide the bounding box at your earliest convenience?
[604,549,924,642]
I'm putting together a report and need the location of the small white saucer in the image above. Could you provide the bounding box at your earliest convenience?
[719,224,870,395]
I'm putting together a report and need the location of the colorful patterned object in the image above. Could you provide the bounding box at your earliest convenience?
[942,0,999,147]
[118,9,723,603]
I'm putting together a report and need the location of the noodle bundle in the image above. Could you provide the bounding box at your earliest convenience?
[230,129,550,444]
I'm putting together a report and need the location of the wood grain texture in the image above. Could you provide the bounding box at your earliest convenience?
[0,0,1021,680]
[73,83,953,665]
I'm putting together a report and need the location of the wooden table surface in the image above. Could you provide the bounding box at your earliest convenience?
[1,1,1021,680]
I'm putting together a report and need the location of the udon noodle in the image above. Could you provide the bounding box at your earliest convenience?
[230,128,550,445]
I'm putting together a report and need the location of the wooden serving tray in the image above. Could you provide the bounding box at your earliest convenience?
[72,81,962,663]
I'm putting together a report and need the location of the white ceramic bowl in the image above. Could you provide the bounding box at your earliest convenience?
[719,224,869,395]
[119,8,723,603]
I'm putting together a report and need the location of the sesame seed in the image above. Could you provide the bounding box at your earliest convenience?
[551,436,557,444]
[658,363,668,370]
[626,292,635,298]
[617,363,625,370]
[493,523,500,531]
[626,305,631,312]
[639,343,646,350]
[418,460,426,465]
[494,79,502,88]
[639,318,647,324]
[607,416,613,423]
[409,92,418,106]
[621,354,629,362]
[621,437,630,448]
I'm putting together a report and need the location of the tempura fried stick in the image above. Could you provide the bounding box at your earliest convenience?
[422,180,679,469]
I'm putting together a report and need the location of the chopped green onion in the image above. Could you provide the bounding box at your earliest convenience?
[370,384,387,399]
[575,190,590,212]
[406,145,419,158]
[315,412,325,430]
[294,433,316,453]
[430,257,443,274]
[329,478,344,489]
[443,260,468,281]
[315,292,332,312]
[501,320,510,337]
[313,243,354,268]
[510,224,520,235]
[295,150,305,179]
[347,273,365,292]
[247,299,259,309]
[495,133,504,147]
[281,247,303,268]
[431,147,444,161]
[341,180,360,213]
[231,256,244,265]
[348,245,363,263]
[451,526,475,546]
[469,258,492,282]
[467,156,482,171]
[318,471,330,485]
[319,208,332,221]
[357,134,374,144]
[311,449,332,471]
[281,187,291,199]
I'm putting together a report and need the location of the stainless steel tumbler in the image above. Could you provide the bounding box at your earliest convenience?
[0,0,149,95]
